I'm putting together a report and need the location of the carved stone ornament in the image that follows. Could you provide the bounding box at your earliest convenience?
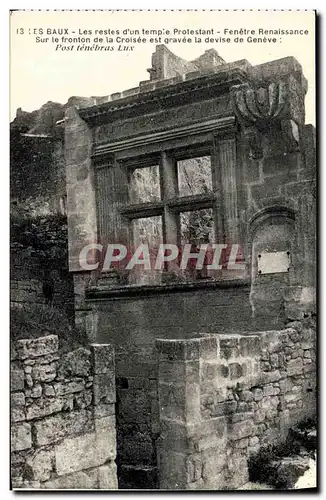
[231,77,303,159]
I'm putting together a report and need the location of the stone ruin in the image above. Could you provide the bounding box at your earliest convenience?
[10,45,316,490]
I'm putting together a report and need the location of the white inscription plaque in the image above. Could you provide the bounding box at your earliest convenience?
[257,251,290,275]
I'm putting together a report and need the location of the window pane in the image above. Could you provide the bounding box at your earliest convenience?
[130,216,162,285]
[180,208,215,246]
[129,165,160,203]
[132,216,162,246]
[177,156,212,196]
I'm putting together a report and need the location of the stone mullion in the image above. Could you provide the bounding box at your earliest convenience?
[211,137,225,244]
[160,152,180,271]
[95,157,129,272]
[215,135,240,245]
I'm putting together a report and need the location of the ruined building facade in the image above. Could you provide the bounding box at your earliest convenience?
[11,46,316,489]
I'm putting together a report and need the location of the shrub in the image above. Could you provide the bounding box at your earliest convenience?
[10,303,88,351]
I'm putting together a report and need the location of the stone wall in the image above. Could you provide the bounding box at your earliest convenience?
[11,335,117,490]
[156,322,316,490]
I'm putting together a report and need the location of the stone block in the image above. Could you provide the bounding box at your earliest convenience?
[43,385,55,397]
[229,362,246,380]
[11,392,26,422]
[159,360,199,384]
[219,347,239,360]
[26,450,53,481]
[159,361,185,382]
[239,335,261,357]
[199,335,218,360]
[20,480,41,489]
[54,380,85,396]
[159,382,185,421]
[258,370,282,384]
[31,384,42,398]
[201,362,218,381]
[95,415,116,433]
[74,389,93,409]
[218,364,229,378]
[33,409,94,446]
[234,437,249,449]
[42,469,99,489]
[156,339,200,362]
[16,335,59,360]
[31,362,56,383]
[57,348,91,378]
[93,373,116,404]
[203,470,226,490]
[26,396,65,420]
[98,463,118,489]
[219,336,240,349]
[158,450,187,489]
[225,451,249,489]
[11,423,32,452]
[11,364,24,391]
[287,358,303,376]
[249,436,259,447]
[90,344,114,374]
[93,402,115,419]
[240,390,254,403]
[202,447,227,479]
[186,453,202,483]
[229,419,254,440]
[55,429,115,476]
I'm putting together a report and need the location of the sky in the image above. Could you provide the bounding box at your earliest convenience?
[10,10,315,125]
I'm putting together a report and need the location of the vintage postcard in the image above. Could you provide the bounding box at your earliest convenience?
[10,9,316,491]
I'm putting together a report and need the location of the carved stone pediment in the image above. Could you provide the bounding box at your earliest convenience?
[231,76,304,158]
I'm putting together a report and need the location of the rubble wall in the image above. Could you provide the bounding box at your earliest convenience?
[156,322,316,490]
[11,335,117,490]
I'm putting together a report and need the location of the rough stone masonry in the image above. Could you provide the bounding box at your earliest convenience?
[11,335,117,489]
[10,44,316,489]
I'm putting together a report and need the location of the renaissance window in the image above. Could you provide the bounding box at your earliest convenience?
[114,148,221,285]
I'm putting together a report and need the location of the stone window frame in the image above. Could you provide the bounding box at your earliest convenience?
[118,144,221,278]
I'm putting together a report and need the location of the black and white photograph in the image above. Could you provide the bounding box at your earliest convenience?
[9,9,317,491]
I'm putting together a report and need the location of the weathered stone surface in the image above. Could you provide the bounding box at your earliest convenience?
[31,362,56,383]
[225,451,249,489]
[287,358,304,376]
[26,396,65,420]
[98,463,118,489]
[57,348,91,378]
[239,336,261,357]
[74,389,93,409]
[229,363,245,380]
[11,392,26,422]
[11,423,32,452]
[33,409,94,446]
[229,419,254,440]
[43,384,55,397]
[252,388,263,401]
[202,447,227,479]
[93,402,115,419]
[93,373,116,404]
[31,384,42,398]
[16,335,59,360]
[91,344,115,374]
[94,414,115,431]
[54,380,85,396]
[11,364,25,391]
[55,428,115,476]
[42,469,99,489]
[26,450,53,481]
[156,339,200,362]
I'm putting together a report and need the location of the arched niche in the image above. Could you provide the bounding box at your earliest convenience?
[248,206,297,327]
[249,206,296,280]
